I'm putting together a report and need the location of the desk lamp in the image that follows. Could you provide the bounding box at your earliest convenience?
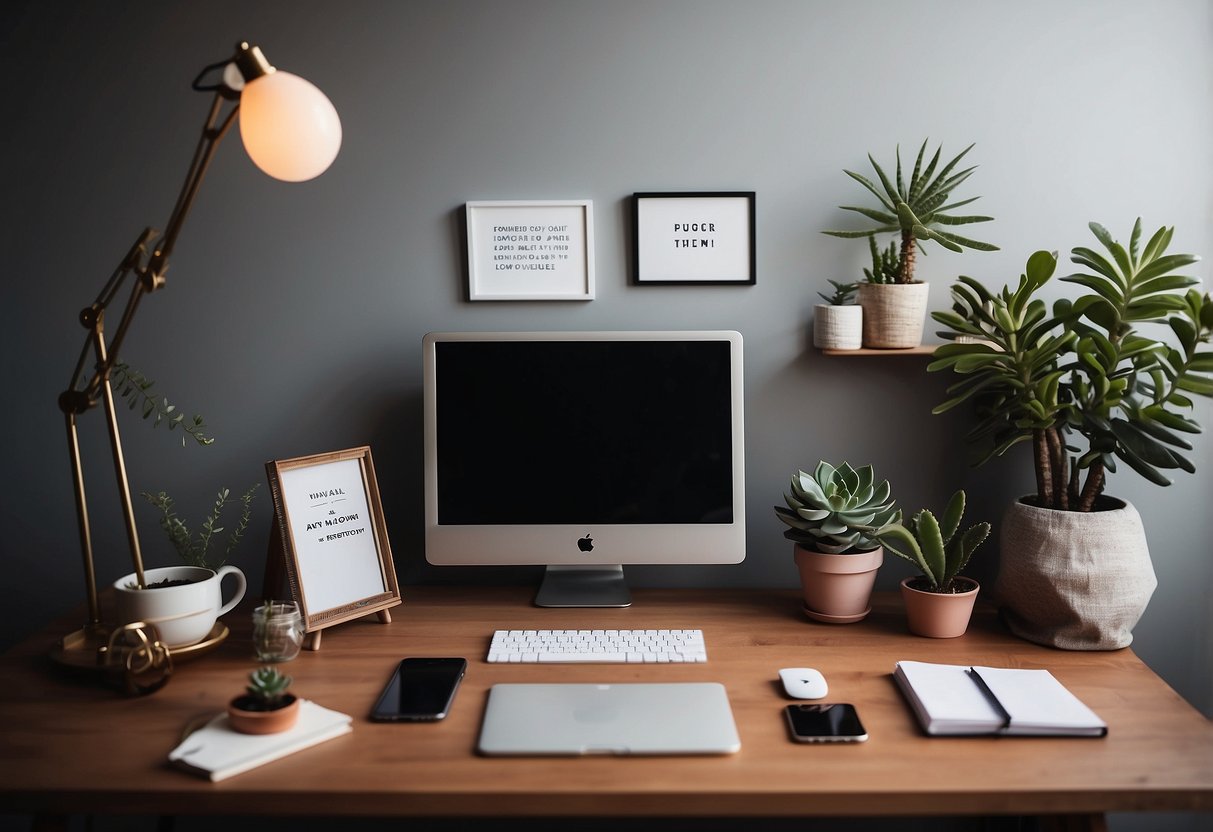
[57,42,340,675]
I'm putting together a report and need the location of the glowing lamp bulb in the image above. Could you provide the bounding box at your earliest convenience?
[238,70,341,182]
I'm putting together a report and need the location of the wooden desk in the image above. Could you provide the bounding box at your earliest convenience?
[1,587,1211,827]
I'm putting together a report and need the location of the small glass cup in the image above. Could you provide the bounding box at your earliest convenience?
[251,601,304,662]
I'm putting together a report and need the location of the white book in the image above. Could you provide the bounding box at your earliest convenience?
[168,700,353,781]
[893,661,1107,737]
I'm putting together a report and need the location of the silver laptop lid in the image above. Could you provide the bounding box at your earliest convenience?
[478,682,741,756]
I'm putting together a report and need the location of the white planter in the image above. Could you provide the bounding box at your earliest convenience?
[997,496,1155,650]
[813,304,863,350]
[856,281,929,348]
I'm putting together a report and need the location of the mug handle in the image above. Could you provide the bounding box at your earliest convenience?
[215,565,248,617]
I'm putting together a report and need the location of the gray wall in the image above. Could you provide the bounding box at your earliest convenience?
[4,1,1211,825]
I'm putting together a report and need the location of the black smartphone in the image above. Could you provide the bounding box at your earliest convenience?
[370,657,467,722]
[784,703,868,743]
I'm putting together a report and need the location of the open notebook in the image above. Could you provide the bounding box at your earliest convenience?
[894,660,1107,737]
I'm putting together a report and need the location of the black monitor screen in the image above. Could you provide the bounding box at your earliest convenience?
[435,339,734,526]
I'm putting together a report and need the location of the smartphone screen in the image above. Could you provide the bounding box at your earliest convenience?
[370,657,467,721]
[785,703,868,743]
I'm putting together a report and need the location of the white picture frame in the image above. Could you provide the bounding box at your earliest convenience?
[633,192,756,285]
[466,200,595,300]
[265,447,401,648]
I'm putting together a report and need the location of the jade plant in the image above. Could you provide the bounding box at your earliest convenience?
[242,666,294,711]
[871,490,990,593]
[823,140,998,283]
[142,484,258,569]
[930,220,1213,511]
[774,462,899,553]
[818,280,857,305]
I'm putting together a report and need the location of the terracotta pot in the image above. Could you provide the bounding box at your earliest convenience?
[227,694,300,735]
[900,576,980,638]
[998,496,1154,650]
[856,281,929,348]
[813,303,863,350]
[793,544,883,623]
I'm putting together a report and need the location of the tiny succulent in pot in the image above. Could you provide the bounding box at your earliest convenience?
[871,490,990,593]
[775,462,898,553]
[243,665,293,711]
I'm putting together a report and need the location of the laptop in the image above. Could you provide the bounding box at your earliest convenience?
[477,682,741,756]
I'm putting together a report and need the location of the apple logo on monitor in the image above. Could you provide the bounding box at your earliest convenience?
[577,534,594,553]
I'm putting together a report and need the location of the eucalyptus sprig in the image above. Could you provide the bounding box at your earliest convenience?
[112,363,213,447]
[142,484,258,569]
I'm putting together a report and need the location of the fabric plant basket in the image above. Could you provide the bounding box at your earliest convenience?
[856,281,929,349]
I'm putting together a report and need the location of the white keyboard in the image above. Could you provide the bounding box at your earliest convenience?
[487,628,707,663]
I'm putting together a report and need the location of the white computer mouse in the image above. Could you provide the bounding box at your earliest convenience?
[779,667,828,699]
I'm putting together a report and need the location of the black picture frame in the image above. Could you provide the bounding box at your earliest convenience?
[633,191,756,285]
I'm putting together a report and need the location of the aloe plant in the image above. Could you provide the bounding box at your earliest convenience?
[872,491,989,593]
[863,237,900,284]
[818,280,857,305]
[774,462,899,553]
[931,220,1213,511]
[823,140,998,284]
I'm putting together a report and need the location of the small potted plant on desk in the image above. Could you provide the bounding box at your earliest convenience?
[823,140,998,348]
[228,666,299,734]
[813,280,862,350]
[870,490,990,638]
[774,462,899,623]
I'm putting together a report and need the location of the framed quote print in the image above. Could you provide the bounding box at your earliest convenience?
[466,199,595,300]
[633,191,756,285]
[265,446,401,650]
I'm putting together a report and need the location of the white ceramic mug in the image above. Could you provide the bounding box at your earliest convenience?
[113,564,246,648]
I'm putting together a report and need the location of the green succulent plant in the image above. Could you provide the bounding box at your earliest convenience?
[930,220,1213,511]
[245,666,293,709]
[823,140,998,284]
[774,462,899,554]
[863,237,900,284]
[872,490,990,593]
[818,280,857,305]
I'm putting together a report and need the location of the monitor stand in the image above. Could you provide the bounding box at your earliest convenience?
[534,564,632,608]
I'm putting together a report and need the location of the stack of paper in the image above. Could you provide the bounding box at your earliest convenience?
[894,660,1107,737]
[169,700,353,781]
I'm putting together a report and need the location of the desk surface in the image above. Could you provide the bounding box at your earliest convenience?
[1,586,1211,819]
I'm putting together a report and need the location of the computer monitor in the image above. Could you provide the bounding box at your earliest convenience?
[422,331,745,607]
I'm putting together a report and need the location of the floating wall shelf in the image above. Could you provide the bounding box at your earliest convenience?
[821,346,937,356]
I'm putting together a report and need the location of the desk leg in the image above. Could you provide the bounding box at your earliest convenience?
[1040,814,1108,832]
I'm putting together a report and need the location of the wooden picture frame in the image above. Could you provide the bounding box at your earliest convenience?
[465,199,595,300]
[265,446,401,650]
[633,191,756,285]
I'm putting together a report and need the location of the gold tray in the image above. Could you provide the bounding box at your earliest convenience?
[51,621,229,670]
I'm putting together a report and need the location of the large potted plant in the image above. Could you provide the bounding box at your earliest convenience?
[774,462,898,623]
[872,490,990,638]
[824,140,998,348]
[930,222,1213,648]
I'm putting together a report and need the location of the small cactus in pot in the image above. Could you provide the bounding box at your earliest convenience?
[228,666,300,734]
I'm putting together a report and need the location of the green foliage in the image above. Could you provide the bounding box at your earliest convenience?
[930,220,1212,511]
[873,491,990,592]
[863,237,900,284]
[112,363,213,447]
[823,140,998,283]
[245,666,292,707]
[774,461,899,553]
[142,484,259,569]
[818,280,857,305]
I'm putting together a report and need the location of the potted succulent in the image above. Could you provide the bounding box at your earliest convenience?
[871,490,990,638]
[228,666,300,734]
[930,221,1213,648]
[823,140,997,348]
[774,462,899,623]
[813,280,862,350]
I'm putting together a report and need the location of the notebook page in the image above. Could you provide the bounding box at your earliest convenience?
[971,666,1107,736]
[894,661,1004,734]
